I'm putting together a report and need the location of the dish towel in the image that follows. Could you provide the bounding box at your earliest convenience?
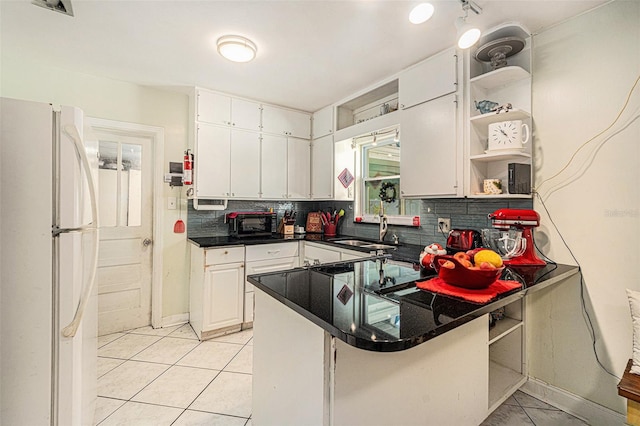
[416,277,522,304]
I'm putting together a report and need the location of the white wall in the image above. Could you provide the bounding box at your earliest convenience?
[529,0,640,414]
[0,55,191,321]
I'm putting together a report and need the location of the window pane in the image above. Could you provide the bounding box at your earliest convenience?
[121,143,142,227]
[98,140,118,227]
[364,178,400,216]
[365,143,400,178]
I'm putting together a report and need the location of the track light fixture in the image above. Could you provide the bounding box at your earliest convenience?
[455,0,482,49]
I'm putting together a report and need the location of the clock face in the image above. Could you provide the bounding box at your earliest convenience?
[492,121,518,145]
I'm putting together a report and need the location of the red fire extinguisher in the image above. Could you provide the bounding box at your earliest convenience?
[183,149,193,185]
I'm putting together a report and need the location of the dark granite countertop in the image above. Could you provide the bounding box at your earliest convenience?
[247,259,579,352]
[188,234,424,265]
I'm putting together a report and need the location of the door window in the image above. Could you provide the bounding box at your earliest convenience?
[98,140,143,227]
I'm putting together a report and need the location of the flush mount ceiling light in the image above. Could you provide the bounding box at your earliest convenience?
[409,3,435,24]
[217,35,257,63]
[455,0,482,49]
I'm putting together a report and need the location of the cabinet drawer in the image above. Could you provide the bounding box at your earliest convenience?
[205,246,245,265]
[245,242,299,262]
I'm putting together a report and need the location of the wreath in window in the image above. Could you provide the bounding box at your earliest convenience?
[379,181,397,203]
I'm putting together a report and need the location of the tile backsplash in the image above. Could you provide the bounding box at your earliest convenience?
[187,198,533,249]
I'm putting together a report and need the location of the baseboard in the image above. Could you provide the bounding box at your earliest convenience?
[161,313,189,328]
[522,377,625,425]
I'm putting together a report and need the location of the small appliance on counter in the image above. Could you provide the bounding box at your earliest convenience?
[446,229,482,254]
[225,211,277,238]
[482,208,546,266]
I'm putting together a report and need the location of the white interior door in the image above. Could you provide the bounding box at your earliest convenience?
[95,132,154,335]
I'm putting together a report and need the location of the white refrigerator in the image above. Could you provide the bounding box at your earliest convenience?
[1,97,99,425]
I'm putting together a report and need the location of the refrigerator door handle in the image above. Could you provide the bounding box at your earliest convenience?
[60,124,100,338]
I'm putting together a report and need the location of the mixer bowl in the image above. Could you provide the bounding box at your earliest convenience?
[481,229,526,259]
[433,255,504,290]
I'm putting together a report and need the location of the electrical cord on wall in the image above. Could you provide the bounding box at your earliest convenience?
[534,191,621,381]
[534,73,640,196]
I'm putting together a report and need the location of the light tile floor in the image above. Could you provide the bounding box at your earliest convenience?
[95,324,253,425]
[95,324,588,426]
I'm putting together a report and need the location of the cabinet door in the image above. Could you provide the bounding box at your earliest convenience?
[400,94,458,197]
[312,105,334,138]
[311,135,333,200]
[197,90,231,125]
[261,134,288,199]
[230,130,261,198]
[245,257,299,292]
[262,105,311,139]
[203,262,244,332]
[196,123,231,197]
[304,243,341,264]
[231,98,261,131]
[399,47,457,110]
[287,137,310,199]
[333,138,355,201]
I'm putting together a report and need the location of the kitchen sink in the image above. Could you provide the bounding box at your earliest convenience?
[332,240,397,250]
[360,243,396,250]
[332,239,374,247]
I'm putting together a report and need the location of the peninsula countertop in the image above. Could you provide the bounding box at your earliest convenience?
[247,258,579,352]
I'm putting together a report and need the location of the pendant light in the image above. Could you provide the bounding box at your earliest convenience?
[455,0,482,49]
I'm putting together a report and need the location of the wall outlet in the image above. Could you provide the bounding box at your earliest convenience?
[438,218,451,233]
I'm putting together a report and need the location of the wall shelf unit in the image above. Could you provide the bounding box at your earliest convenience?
[465,23,533,199]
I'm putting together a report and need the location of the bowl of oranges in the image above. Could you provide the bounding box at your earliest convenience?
[433,249,504,290]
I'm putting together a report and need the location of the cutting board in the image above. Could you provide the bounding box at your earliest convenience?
[306,212,323,233]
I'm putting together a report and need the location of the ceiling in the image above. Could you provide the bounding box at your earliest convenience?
[1,0,608,112]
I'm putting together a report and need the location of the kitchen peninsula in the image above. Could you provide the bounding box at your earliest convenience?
[248,258,578,425]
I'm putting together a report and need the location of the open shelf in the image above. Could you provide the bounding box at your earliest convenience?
[489,317,522,344]
[470,151,531,162]
[489,360,527,410]
[470,66,530,91]
[470,109,531,127]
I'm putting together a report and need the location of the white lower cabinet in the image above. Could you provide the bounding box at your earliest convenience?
[202,262,245,331]
[244,242,300,325]
[190,246,245,340]
[303,242,372,265]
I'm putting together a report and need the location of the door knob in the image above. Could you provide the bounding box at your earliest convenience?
[142,238,152,247]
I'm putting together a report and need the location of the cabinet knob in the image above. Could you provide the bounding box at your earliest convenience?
[224,250,228,254]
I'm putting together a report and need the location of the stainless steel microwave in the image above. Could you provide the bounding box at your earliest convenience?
[225,212,277,238]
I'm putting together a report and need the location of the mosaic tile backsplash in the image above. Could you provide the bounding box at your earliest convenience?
[187,198,532,248]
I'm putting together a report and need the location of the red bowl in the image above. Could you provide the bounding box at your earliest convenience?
[433,255,504,290]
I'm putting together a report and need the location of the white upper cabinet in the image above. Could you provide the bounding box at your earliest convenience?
[231,98,262,131]
[196,123,231,198]
[262,105,311,139]
[230,130,261,198]
[197,89,261,131]
[287,137,311,199]
[260,134,288,199]
[399,47,457,110]
[197,90,230,126]
[311,134,333,200]
[400,94,459,197]
[312,105,334,139]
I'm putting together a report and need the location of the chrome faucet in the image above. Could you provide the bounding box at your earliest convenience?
[379,201,388,242]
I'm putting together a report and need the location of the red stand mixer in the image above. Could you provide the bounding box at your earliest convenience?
[482,208,546,266]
